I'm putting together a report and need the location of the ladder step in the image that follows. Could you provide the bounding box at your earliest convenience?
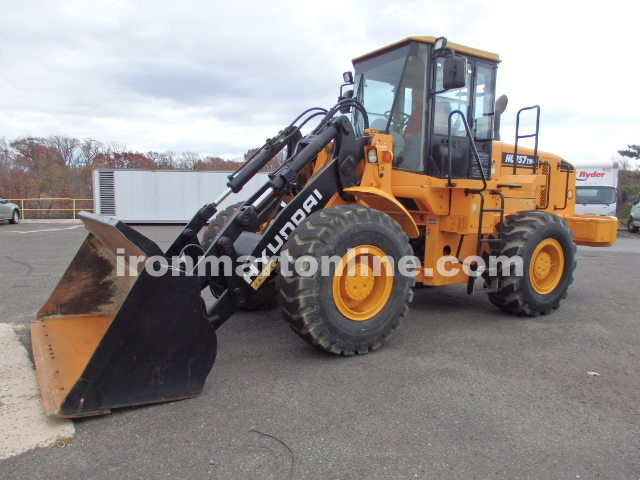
[479,238,501,243]
[482,209,504,213]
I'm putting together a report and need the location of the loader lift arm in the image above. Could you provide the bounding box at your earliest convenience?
[170,101,370,328]
[30,100,370,418]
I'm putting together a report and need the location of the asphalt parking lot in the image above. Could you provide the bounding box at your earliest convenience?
[1,222,639,479]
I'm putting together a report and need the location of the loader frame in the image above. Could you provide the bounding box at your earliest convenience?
[30,35,618,418]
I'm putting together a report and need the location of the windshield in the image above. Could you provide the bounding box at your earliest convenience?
[353,42,429,172]
[353,44,410,135]
[575,186,617,205]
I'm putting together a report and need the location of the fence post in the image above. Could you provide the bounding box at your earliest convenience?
[72,199,76,220]
[21,199,25,219]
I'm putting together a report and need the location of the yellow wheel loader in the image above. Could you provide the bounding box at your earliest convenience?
[31,36,617,417]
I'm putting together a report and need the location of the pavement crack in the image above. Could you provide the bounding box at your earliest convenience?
[250,428,295,480]
[4,256,34,275]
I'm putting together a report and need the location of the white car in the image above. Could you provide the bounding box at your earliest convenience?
[629,199,640,233]
[0,197,20,224]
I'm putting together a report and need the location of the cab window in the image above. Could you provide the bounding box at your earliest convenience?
[433,58,472,136]
[390,43,429,172]
[473,63,495,141]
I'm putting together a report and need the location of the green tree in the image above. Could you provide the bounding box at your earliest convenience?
[618,144,640,159]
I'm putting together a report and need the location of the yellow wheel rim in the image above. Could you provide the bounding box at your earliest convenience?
[332,245,393,321]
[529,238,564,295]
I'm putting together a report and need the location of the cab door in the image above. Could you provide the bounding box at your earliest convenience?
[427,57,472,179]
[426,57,495,181]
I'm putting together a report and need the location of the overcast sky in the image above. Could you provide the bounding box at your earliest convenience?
[1,0,638,167]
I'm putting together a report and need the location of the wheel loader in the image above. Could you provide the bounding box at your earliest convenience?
[31,36,617,417]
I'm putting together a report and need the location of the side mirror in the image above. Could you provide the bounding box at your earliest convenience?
[339,70,355,112]
[493,94,509,141]
[442,56,467,90]
[339,89,354,113]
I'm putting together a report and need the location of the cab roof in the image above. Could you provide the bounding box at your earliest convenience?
[353,36,500,63]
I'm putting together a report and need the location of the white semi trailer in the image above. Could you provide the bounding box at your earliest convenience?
[92,169,269,223]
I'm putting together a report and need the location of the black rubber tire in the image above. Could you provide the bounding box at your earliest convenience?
[201,202,276,311]
[9,209,19,224]
[486,211,577,316]
[628,217,639,234]
[277,205,415,355]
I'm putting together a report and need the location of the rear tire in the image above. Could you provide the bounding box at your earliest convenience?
[10,209,19,224]
[486,211,576,316]
[628,217,639,233]
[202,202,276,311]
[277,205,415,355]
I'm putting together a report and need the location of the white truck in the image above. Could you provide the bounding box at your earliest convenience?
[574,163,619,217]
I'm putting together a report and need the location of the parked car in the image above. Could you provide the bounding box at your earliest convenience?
[629,199,640,233]
[0,197,20,224]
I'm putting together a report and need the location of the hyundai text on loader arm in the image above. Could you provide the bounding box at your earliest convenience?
[31,37,617,417]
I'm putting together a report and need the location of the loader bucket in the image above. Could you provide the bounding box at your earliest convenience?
[30,212,217,417]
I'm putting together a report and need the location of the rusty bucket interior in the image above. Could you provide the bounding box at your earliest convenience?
[31,212,217,417]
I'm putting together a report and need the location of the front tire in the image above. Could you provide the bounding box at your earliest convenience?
[277,205,415,355]
[10,209,20,224]
[628,217,639,233]
[487,211,576,316]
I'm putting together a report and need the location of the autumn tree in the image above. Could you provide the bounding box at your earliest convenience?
[243,147,286,172]
[193,156,243,171]
[11,137,62,174]
[0,135,285,212]
[47,136,81,167]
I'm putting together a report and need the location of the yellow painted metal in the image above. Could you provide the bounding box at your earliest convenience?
[31,315,114,416]
[529,238,564,295]
[563,215,618,247]
[6,198,94,219]
[332,245,393,321]
[353,36,500,63]
[317,46,615,290]
[344,186,419,238]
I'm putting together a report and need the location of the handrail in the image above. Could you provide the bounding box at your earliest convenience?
[446,110,487,192]
[512,105,540,174]
[553,163,572,211]
[5,198,94,219]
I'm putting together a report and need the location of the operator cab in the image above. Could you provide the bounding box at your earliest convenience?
[350,36,498,181]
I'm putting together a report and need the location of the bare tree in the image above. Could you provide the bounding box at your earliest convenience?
[617,155,631,171]
[0,138,11,167]
[107,141,127,156]
[79,139,104,166]
[47,136,80,167]
[177,151,202,170]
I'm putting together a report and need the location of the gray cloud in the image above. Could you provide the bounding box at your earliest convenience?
[0,0,639,164]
